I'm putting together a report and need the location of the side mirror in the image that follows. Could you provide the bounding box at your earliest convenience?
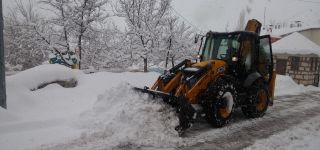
[195,35,199,43]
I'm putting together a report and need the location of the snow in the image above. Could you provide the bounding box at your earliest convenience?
[275,75,320,96]
[265,25,320,38]
[245,115,320,150]
[1,64,320,150]
[7,64,82,91]
[272,32,320,56]
[1,64,161,150]
[47,85,181,150]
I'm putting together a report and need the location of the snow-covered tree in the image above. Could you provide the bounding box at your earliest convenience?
[4,0,197,72]
[4,0,49,70]
[40,0,109,69]
[80,24,128,69]
[115,0,172,72]
[162,16,195,68]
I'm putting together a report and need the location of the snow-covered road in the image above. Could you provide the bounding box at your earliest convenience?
[183,92,320,150]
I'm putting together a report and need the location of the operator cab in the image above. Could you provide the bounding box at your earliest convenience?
[201,31,258,63]
[201,32,241,62]
[200,31,273,83]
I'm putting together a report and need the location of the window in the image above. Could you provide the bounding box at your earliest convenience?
[258,37,272,76]
[216,39,229,59]
[311,57,319,71]
[291,57,300,70]
[201,34,240,61]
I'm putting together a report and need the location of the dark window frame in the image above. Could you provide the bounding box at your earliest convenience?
[311,57,319,71]
[291,57,300,71]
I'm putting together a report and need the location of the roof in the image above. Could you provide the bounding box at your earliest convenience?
[272,32,320,56]
[279,27,320,37]
[261,26,320,37]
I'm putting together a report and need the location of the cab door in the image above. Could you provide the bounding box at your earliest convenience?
[258,35,273,79]
[259,35,276,105]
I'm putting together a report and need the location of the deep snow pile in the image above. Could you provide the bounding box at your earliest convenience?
[81,85,179,147]
[0,64,167,150]
[3,64,83,122]
[42,85,181,150]
[275,75,320,96]
[0,65,86,150]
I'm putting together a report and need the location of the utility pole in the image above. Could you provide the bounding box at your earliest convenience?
[0,0,7,109]
[263,7,266,28]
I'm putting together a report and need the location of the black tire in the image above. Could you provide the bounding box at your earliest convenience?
[202,77,237,127]
[242,79,269,118]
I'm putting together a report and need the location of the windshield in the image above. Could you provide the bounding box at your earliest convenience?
[201,34,240,61]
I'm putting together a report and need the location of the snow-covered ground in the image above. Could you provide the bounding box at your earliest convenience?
[274,74,319,96]
[1,64,320,150]
[0,64,164,150]
[245,115,320,150]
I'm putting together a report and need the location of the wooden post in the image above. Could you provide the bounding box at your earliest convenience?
[143,57,148,72]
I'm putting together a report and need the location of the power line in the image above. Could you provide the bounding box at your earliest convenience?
[298,0,320,4]
[169,6,203,32]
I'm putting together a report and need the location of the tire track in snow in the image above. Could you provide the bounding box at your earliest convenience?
[181,92,320,150]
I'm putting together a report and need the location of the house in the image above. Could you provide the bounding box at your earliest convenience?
[272,32,320,86]
[261,21,320,46]
[281,27,320,46]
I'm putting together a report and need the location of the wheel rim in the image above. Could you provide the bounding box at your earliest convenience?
[219,92,234,118]
[256,89,267,111]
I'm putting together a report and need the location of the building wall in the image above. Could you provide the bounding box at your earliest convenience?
[299,28,320,46]
[274,54,320,86]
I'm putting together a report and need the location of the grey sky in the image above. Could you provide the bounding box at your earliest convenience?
[172,0,320,31]
[2,0,320,32]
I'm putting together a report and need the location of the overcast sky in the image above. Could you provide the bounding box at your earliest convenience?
[2,0,320,32]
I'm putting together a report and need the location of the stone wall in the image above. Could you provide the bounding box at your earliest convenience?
[274,54,320,86]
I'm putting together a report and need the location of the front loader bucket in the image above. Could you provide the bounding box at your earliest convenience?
[133,86,178,106]
[133,86,197,136]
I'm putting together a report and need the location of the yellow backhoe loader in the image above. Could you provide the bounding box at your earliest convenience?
[134,19,276,135]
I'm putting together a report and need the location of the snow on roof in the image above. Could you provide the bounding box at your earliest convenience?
[266,26,320,37]
[272,32,320,56]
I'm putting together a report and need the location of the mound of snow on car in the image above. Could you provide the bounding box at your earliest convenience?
[7,64,82,91]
